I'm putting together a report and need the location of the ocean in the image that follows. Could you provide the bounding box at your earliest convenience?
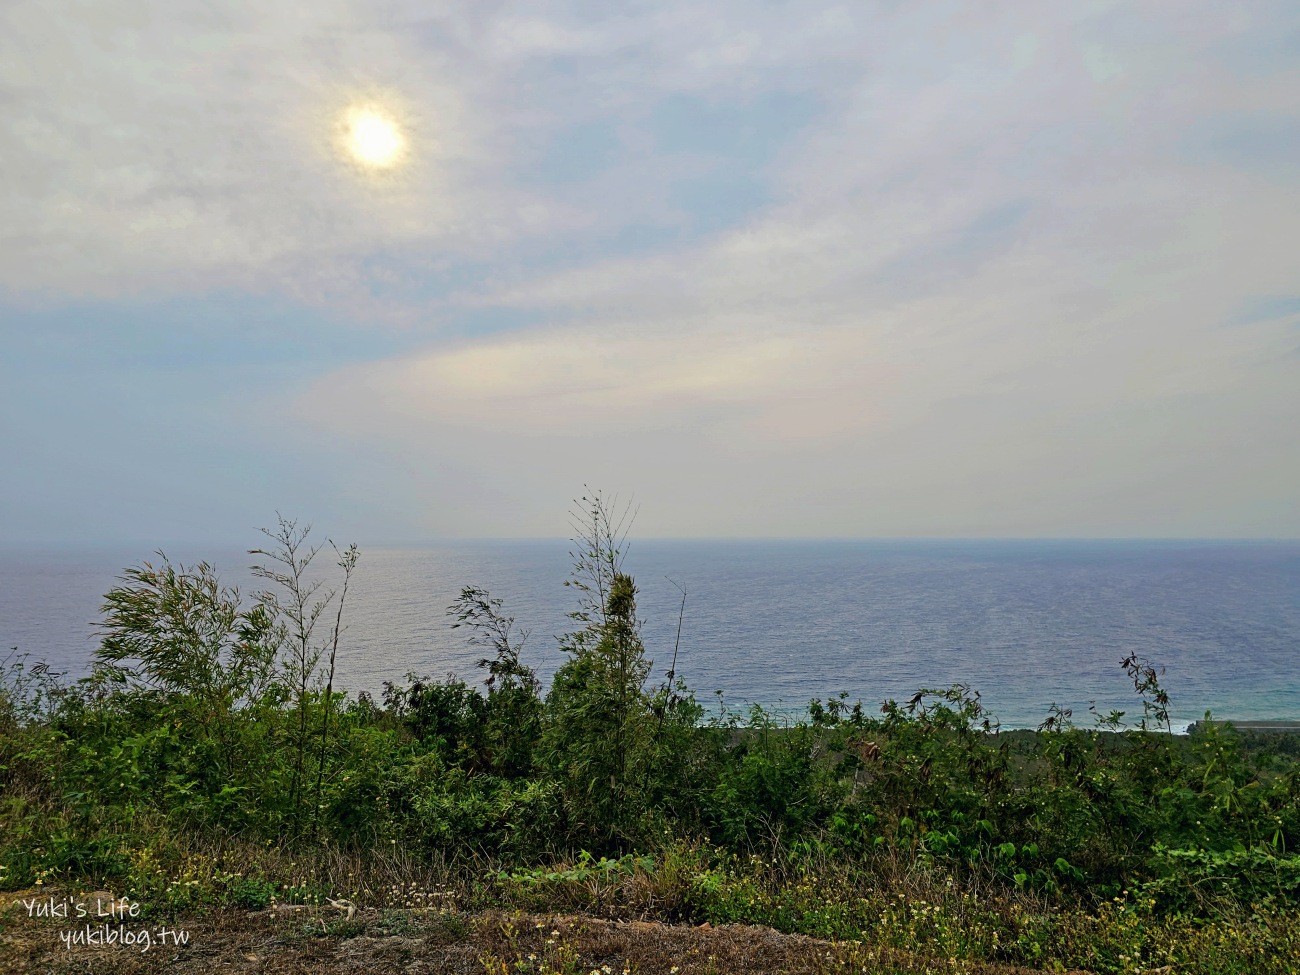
[2,539,1297,730]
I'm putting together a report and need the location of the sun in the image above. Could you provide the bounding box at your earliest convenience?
[341,106,406,169]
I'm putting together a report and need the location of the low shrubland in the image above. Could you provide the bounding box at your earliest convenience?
[2,497,1297,973]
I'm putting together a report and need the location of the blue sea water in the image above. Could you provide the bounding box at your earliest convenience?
[1,540,1297,730]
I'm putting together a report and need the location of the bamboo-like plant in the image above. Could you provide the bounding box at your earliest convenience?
[249,516,358,838]
[543,490,654,846]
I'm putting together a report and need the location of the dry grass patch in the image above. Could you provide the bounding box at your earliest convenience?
[0,894,1095,975]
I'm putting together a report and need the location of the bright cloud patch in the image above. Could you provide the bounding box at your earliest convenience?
[300,324,883,443]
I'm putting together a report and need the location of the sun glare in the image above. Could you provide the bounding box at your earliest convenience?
[342,106,406,169]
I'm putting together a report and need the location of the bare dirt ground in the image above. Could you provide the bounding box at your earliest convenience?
[0,890,1091,975]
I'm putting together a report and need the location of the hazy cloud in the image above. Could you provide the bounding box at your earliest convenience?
[3,1,1298,541]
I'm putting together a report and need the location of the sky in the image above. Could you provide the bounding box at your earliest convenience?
[2,1,1298,546]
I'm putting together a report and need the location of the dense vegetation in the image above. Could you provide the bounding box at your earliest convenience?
[2,497,1298,974]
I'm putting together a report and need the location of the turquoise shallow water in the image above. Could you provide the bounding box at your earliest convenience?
[2,539,1297,730]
